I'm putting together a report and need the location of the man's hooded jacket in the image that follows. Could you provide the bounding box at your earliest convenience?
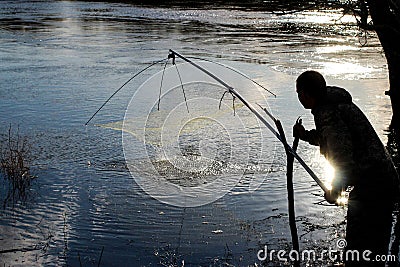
[302,86,399,201]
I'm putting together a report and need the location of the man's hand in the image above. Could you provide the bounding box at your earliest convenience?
[324,189,341,205]
[293,123,306,139]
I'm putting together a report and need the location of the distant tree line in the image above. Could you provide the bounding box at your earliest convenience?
[79,0,342,10]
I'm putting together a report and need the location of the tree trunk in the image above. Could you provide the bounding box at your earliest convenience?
[366,0,400,129]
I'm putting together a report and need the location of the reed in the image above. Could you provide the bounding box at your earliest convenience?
[0,125,33,202]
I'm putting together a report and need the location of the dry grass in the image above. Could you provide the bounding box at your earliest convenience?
[0,125,33,204]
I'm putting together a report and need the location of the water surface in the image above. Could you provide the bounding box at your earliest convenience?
[0,1,392,266]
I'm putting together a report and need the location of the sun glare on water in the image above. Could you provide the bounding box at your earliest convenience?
[322,158,348,206]
[323,159,335,191]
[336,192,349,206]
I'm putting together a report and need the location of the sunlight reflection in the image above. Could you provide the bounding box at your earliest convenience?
[321,157,349,206]
[289,10,356,24]
[317,61,377,79]
[337,192,348,206]
[316,45,359,54]
[322,159,335,191]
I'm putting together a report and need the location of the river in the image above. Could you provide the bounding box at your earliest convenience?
[0,0,393,266]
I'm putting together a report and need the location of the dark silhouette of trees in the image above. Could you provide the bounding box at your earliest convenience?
[344,1,400,129]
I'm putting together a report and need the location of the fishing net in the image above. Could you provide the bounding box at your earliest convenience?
[103,60,277,207]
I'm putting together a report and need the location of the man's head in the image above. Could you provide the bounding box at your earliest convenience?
[296,70,327,109]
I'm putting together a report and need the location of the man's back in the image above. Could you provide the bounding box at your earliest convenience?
[311,86,398,200]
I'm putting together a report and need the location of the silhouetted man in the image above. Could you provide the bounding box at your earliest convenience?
[293,70,399,266]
